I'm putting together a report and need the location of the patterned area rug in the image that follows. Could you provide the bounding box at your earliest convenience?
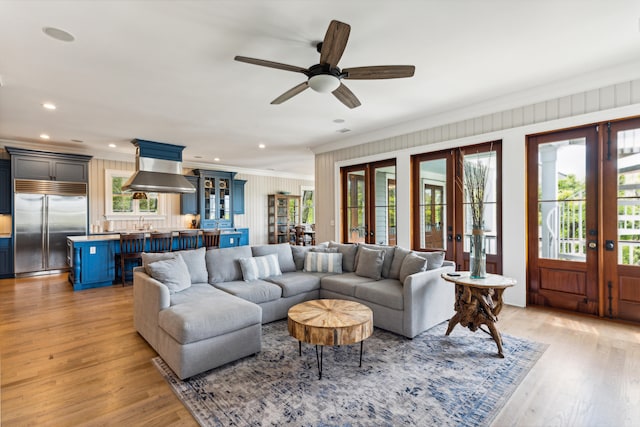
[153,320,547,426]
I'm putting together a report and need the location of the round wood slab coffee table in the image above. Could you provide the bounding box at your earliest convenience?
[287,299,373,379]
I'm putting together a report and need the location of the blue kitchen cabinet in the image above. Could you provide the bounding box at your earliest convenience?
[0,159,10,214]
[233,179,246,215]
[180,175,200,215]
[67,238,115,290]
[236,228,249,246]
[0,238,13,278]
[7,147,90,182]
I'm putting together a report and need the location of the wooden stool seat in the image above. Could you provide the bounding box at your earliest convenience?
[116,233,146,286]
[149,232,173,253]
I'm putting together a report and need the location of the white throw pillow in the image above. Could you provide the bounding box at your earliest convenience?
[303,252,343,274]
[238,254,282,282]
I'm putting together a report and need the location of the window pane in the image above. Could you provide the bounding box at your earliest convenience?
[373,165,395,245]
[346,171,366,243]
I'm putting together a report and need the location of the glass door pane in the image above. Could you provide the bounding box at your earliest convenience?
[463,151,498,255]
[537,139,587,261]
[616,128,640,266]
[372,164,396,245]
[346,170,366,243]
[417,158,447,250]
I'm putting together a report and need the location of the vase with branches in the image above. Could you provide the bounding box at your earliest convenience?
[464,154,491,278]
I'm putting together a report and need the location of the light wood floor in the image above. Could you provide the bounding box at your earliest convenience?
[1,274,638,426]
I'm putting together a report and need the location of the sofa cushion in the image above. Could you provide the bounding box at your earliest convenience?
[354,246,385,280]
[354,279,404,310]
[146,255,191,294]
[399,252,428,283]
[388,246,411,279]
[328,242,359,272]
[303,252,343,273]
[213,279,282,304]
[142,252,178,275]
[169,283,231,306]
[320,272,373,297]
[158,296,261,344]
[239,254,282,281]
[265,272,321,297]
[356,244,395,278]
[175,247,208,284]
[205,246,253,284]
[413,251,446,270]
[251,243,296,273]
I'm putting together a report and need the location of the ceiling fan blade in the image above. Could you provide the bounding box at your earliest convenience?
[342,65,416,80]
[271,82,310,104]
[319,20,351,68]
[332,83,361,109]
[234,56,308,74]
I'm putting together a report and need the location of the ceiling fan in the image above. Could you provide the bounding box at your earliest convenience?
[234,20,415,109]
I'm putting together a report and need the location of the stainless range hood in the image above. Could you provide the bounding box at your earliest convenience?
[122,139,196,194]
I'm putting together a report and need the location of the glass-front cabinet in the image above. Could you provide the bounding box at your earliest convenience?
[195,169,236,229]
[268,194,300,244]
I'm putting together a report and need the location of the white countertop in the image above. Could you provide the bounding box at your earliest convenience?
[67,228,242,243]
[0,234,11,239]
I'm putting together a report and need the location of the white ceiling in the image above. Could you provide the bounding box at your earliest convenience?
[1,1,639,179]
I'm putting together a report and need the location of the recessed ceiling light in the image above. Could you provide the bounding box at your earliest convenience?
[42,27,75,42]
[40,134,50,139]
[333,118,345,123]
[337,128,351,133]
[71,139,83,143]
[194,155,202,159]
[258,143,266,149]
[42,102,56,110]
[108,143,117,148]
[214,157,220,162]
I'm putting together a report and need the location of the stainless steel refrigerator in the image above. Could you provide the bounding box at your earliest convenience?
[14,181,87,276]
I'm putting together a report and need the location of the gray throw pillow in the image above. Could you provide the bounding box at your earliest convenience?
[251,243,296,273]
[328,242,358,272]
[399,252,428,283]
[175,247,208,283]
[141,252,178,276]
[388,247,411,279]
[146,256,191,294]
[356,244,395,278]
[413,251,446,270]
[354,246,385,280]
[205,246,253,284]
[310,247,339,253]
[291,246,312,271]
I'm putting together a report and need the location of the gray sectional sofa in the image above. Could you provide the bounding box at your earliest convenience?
[133,242,455,379]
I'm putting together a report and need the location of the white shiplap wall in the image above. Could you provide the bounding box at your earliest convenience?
[314,79,640,307]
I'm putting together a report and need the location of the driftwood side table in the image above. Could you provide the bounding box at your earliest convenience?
[441,272,515,358]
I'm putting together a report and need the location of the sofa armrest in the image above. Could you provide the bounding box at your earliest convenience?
[402,264,456,338]
[133,266,171,351]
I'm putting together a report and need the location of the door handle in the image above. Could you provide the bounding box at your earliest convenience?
[588,241,597,250]
[605,240,614,251]
[455,234,462,242]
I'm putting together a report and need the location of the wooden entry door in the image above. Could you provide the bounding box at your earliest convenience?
[527,126,599,314]
[341,160,396,245]
[603,118,640,321]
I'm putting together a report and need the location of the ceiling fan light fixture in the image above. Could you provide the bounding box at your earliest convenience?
[308,74,340,93]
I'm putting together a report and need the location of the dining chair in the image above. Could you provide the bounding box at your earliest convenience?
[176,229,201,250]
[148,232,173,253]
[116,233,146,286]
[203,229,221,250]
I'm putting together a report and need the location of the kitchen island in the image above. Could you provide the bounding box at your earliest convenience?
[67,228,248,291]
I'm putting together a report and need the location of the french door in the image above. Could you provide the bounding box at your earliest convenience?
[527,118,640,321]
[527,127,599,314]
[341,159,396,245]
[604,118,640,321]
[411,141,502,273]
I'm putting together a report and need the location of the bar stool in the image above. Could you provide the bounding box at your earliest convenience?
[116,233,146,286]
[175,229,201,250]
[203,229,221,250]
[148,232,173,253]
